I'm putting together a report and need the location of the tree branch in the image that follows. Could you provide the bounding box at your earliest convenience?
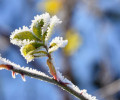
[0,57,97,100]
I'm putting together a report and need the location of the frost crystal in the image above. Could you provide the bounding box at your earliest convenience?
[30,12,62,42]
[0,56,50,81]
[10,13,65,63]
[46,15,62,41]
[48,37,68,53]
[0,56,21,69]
[30,12,50,34]
[56,70,97,100]
[11,39,36,46]
[56,71,81,93]
[80,89,97,100]
[10,26,31,39]
[10,26,36,46]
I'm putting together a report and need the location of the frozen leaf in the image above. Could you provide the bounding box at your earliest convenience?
[42,31,47,43]
[46,16,62,42]
[21,42,43,56]
[32,19,44,39]
[30,13,62,43]
[10,26,39,46]
[48,37,68,53]
[12,31,38,41]
[20,42,46,63]
[11,26,38,40]
[30,12,50,36]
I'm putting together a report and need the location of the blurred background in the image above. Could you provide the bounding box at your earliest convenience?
[0,0,120,100]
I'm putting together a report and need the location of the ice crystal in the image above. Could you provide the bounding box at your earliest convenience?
[10,13,65,63]
[0,56,50,81]
[30,12,50,33]
[48,37,68,53]
[46,15,62,41]
[10,26,31,39]
[56,70,97,100]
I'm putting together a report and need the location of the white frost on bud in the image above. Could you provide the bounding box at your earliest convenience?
[30,12,50,34]
[46,16,62,41]
[48,37,68,53]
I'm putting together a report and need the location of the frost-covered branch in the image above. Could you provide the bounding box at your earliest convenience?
[0,13,97,100]
[0,56,97,100]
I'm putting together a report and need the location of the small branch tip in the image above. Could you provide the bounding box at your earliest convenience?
[20,73,26,82]
[12,71,16,79]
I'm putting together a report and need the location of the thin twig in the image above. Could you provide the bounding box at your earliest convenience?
[0,62,97,100]
[13,67,89,100]
[0,56,97,100]
[0,64,87,100]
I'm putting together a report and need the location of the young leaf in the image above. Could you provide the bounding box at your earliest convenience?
[13,31,39,41]
[42,31,47,43]
[32,19,44,39]
[45,16,62,42]
[30,13,50,40]
[48,37,68,53]
[10,26,39,41]
[20,42,45,62]
[49,43,57,48]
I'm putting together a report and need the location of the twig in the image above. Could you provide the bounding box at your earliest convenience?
[12,67,88,100]
[0,57,97,100]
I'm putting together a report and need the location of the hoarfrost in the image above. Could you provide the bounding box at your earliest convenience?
[48,37,68,53]
[11,39,36,47]
[56,70,97,100]
[10,26,31,39]
[0,56,50,81]
[30,12,50,35]
[46,15,62,41]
